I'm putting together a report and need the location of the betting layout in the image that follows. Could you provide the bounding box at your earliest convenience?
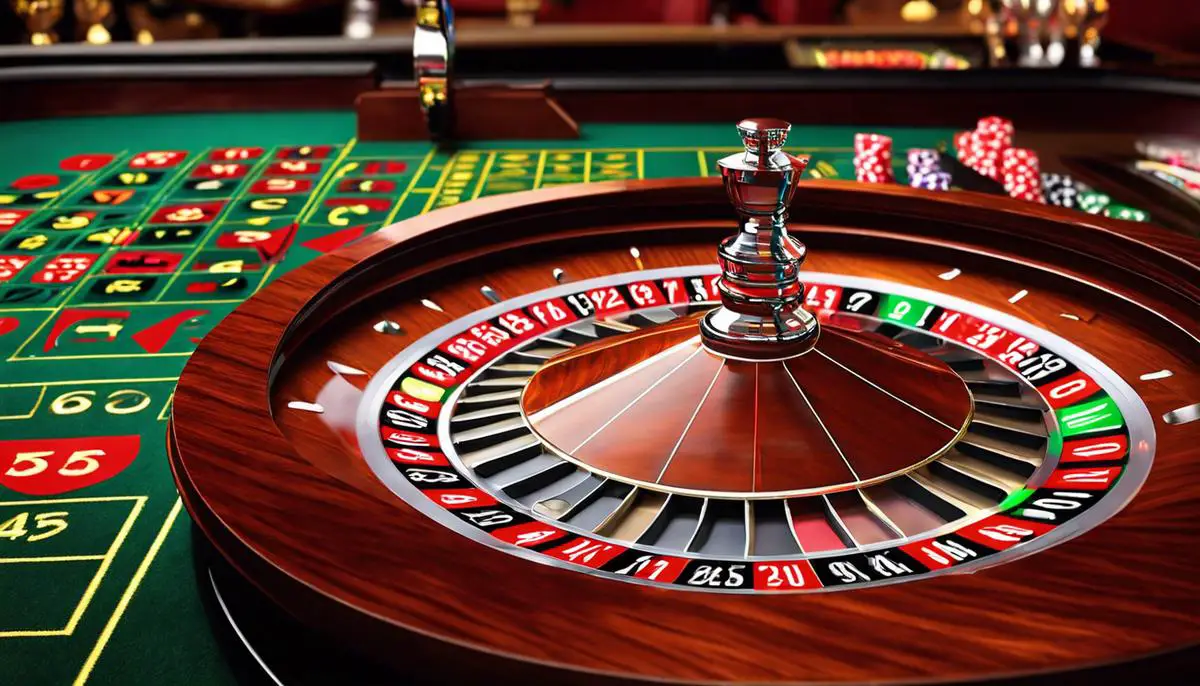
[0,142,433,672]
[0,146,411,316]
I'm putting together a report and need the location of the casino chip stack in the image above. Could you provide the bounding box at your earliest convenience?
[954,116,1014,183]
[953,130,977,168]
[854,133,895,184]
[1103,204,1150,223]
[1041,173,1080,209]
[906,148,950,191]
[1001,148,1045,203]
[1079,190,1111,214]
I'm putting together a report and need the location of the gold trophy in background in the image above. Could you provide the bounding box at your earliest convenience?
[74,0,115,44]
[11,0,65,44]
[506,0,540,27]
[1060,0,1110,67]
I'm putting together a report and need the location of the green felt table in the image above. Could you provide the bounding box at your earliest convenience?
[0,112,1139,685]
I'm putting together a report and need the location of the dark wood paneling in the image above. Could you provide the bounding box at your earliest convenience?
[0,75,374,121]
[357,85,580,141]
[554,89,1200,135]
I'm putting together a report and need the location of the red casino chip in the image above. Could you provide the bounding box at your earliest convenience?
[953,130,977,166]
[853,132,894,184]
[977,116,1014,146]
[964,115,1016,182]
[1002,148,1045,203]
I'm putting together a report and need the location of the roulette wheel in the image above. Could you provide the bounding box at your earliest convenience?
[168,118,1200,684]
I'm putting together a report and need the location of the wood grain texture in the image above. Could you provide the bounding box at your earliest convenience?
[659,358,758,492]
[781,345,965,485]
[525,317,972,495]
[523,313,701,415]
[815,326,971,429]
[171,179,1200,684]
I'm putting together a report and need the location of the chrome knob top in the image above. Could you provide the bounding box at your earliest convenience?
[699,118,819,362]
[736,118,792,159]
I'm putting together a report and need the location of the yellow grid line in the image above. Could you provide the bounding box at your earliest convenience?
[251,263,278,295]
[61,496,145,635]
[74,498,181,685]
[6,151,199,360]
[531,151,548,189]
[216,142,358,297]
[419,156,458,214]
[0,377,177,389]
[0,629,65,637]
[8,352,191,362]
[697,150,709,177]
[456,145,852,154]
[297,139,358,224]
[0,555,106,564]
[0,496,145,638]
[12,298,245,310]
[0,384,45,420]
[470,152,497,201]
[205,216,312,228]
[0,496,146,506]
[380,148,437,226]
[341,153,428,162]
[154,148,278,301]
[156,391,174,421]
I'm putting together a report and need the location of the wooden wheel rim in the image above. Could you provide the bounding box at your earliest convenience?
[170,179,1200,684]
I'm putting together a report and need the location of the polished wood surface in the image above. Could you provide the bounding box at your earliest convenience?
[357,84,581,141]
[814,325,969,428]
[171,179,1200,684]
[523,313,701,415]
[525,315,972,495]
